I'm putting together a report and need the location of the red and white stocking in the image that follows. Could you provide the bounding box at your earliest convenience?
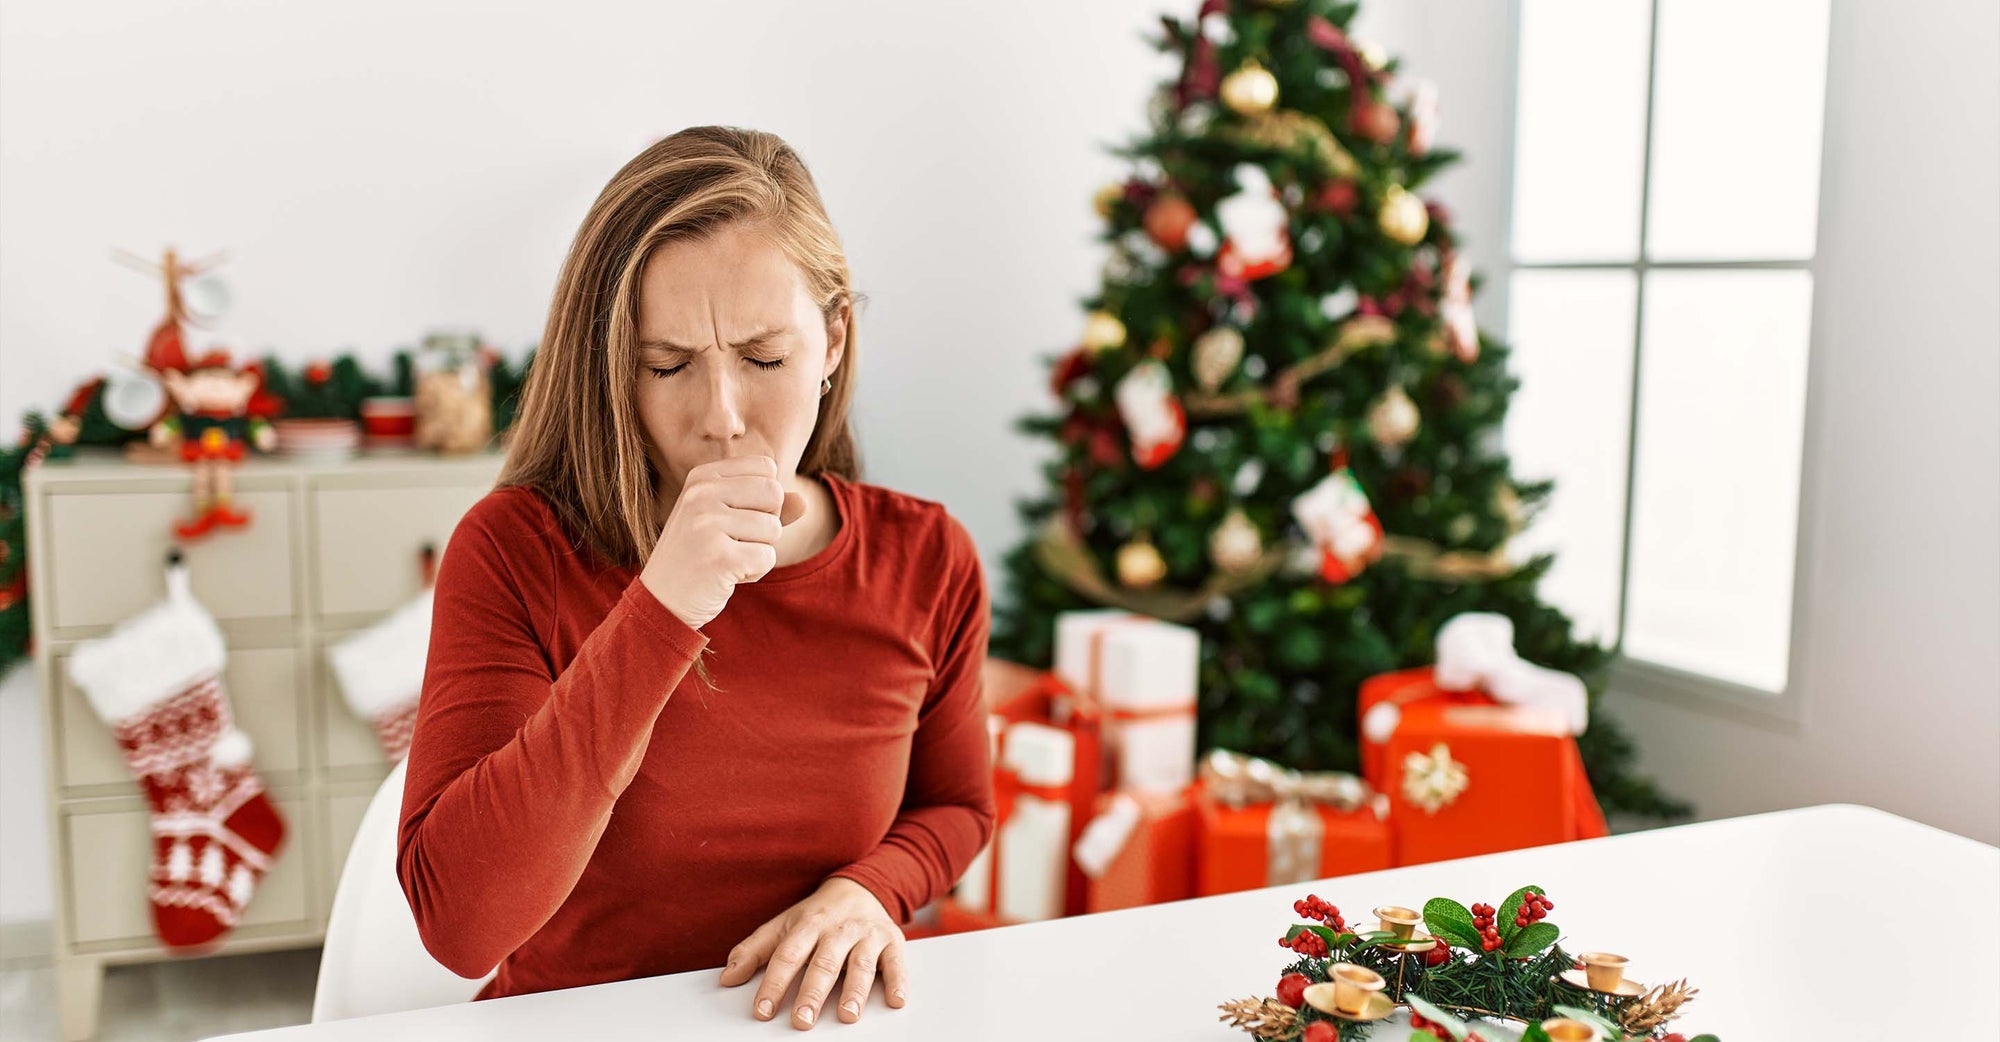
[66,565,287,950]
[327,588,433,762]
[1290,463,1384,584]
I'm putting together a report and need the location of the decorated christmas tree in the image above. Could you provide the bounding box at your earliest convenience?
[990,0,1684,818]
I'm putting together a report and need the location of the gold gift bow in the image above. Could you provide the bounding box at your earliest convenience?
[1199,749,1379,887]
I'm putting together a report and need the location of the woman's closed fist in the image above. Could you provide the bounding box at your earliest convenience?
[641,455,806,629]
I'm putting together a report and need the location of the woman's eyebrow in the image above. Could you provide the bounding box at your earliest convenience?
[639,328,791,352]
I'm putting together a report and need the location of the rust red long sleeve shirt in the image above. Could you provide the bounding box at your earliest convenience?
[397,473,996,999]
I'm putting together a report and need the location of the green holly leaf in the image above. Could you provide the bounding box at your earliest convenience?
[1282,924,1345,950]
[1518,1026,1554,1042]
[1403,994,1470,1039]
[1503,922,1559,958]
[1495,884,1544,942]
[1422,898,1482,949]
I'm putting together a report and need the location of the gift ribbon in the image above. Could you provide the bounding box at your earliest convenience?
[1199,749,1376,887]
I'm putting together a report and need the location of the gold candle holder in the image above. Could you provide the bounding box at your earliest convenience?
[1373,904,1420,939]
[1580,951,1629,992]
[1539,1018,1596,1041]
[1329,962,1386,1015]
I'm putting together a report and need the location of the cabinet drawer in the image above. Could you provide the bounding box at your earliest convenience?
[44,489,296,630]
[64,795,311,947]
[311,485,486,618]
[320,782,386,919]
[56,647,304,793]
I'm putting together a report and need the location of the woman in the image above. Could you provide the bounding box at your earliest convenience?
[398,126,996,1031]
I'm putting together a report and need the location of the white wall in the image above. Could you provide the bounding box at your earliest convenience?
[0,0,1189,925]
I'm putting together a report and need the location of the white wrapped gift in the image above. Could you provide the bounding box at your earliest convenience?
[955,720,1075,923]
[1052,610,1200,796]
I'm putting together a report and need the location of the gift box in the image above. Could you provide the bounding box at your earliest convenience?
[1359,667,1608,867]
[1071,784,1197,914]
[1192,750,1392,897]
[1052,610,1200,795]
[953,669,1105,919]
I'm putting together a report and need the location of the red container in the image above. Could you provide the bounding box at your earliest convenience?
[360,396,417,437]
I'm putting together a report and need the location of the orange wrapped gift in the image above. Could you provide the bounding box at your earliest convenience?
[1071,784,1197,914]
[1192,750,1392,897]
[1359,667,1608,867]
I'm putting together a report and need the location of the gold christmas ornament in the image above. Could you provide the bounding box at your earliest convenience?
[1367,385,1421,448]
[1220,59,1279,116]
[1116,534,1169,588]
[1081,311,1127,353]
[1378,184,1430,245]
[1209,508,1264,573]
[1192,327,1246,392]
[1093,182,1123,218]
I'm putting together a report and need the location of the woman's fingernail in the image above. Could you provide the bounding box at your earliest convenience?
[892,989,906,1004]
[798,1006,815,1025]
[756,999,773,1018]
[841,1000,859,1016]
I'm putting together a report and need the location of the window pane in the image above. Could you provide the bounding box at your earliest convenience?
[1505,270,1639,645]
[1509,0,1651,263]
[1625,270,1813,691]
[1646,0,1831,260]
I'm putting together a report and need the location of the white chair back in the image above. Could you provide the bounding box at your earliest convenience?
[312,758,495,1021]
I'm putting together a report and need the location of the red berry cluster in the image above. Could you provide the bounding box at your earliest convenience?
[1469,903,1504,951]
[1274,973,1310,1009]
[1513,890,1553,928]
[1292,893,1348,932]
[1409,1011,1484,1042]
[1279,930,1329,959]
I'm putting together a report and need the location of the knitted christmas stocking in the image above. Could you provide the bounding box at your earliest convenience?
[327,588,432,762]
[66,563,287,951]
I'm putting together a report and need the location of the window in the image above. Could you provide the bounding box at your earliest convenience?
[1502,0,1832,700]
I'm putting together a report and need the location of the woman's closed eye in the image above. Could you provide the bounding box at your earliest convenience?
[646,357,788,379]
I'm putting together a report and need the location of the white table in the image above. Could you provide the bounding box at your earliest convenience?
[205,805,1999,1040]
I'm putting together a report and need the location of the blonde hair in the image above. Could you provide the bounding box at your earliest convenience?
[499,125,863,567]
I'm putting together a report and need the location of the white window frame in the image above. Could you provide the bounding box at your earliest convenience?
[1494,0,1836,730]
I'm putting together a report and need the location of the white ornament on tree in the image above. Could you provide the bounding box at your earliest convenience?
[1406,79,1440,155]
[1441,250,1479,362]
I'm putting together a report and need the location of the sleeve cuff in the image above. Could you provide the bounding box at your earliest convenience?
[828,865,911,925]
[617,575,711,662]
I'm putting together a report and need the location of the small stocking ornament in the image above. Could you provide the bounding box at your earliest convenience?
[1115,360,1186,470]
[66,558,287,950]
[1290,462,1383,584]
[327,587,433,762]
[1215,164,1292,282]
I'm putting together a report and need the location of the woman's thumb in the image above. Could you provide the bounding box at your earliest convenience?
[779,491,808,527]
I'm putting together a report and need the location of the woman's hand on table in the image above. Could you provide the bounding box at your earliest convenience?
[718,876,909,1029]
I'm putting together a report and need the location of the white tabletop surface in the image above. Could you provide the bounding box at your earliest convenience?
[204,804,1999,1040]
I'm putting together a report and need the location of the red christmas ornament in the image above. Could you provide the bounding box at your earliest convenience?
[1316,179,1359,218]
[304,361,333,387]
[1302,1022,1338,1042]
[1050,349,1092,398]
[1275,973,1310,1009]
[1352,99,1401,144]
[1144,193,1199,252]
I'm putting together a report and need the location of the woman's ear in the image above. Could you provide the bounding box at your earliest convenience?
[822,299,849,379]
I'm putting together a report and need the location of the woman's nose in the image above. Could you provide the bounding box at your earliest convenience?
[696,362,748,444]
